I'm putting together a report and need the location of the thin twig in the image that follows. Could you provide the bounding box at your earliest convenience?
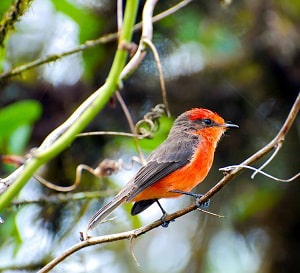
[143,38,170,117]
[220,164,300,182]
[11,191,114,205]
[251,142,282,179]
[78,104,166,140]
[129,236,140,267]
[196,208,225,218]
[34,164,95,192]
[117,0,123,34]
[115,91,146,164]
[77,131,145,138]
[120,0,158,79]
[34,157,142,192]
[141,0,192,26]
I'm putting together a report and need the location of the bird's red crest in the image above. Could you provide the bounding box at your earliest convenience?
[188,108,225,124]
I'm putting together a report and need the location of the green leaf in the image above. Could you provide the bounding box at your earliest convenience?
[0,100,42,139]
[0,211,22,255]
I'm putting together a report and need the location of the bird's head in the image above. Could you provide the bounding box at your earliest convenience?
[188,108,238,129]
[171,108,238,143]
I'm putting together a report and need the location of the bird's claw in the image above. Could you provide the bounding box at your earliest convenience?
[160,213,174,228]
[195,194,210,209]
[79,231,92,241]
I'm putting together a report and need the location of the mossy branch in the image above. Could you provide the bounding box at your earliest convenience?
[0,0,33,46]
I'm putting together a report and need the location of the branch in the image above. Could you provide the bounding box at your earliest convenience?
[0,0,33,46]
[222,91,300,176]
[115,91,146,164]
[0,0,192,81]
[120,0,158,79]
[143,38,170,116]
[220,164,300,182]
[0,0,139,208]
[38,92,300,272]
[0,0,162,201]
[2,102,165,194]
[11,191,114,206]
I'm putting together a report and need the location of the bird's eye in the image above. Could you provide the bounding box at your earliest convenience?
[203,119,212,125]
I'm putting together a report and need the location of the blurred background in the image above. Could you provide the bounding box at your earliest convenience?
[0,0,299,272]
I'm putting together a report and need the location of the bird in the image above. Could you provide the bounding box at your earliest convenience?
[86,108,238,232]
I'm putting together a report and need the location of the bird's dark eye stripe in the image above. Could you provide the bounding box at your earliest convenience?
[203,118,212,125]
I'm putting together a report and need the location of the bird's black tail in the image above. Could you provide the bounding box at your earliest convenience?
[131,199,156,215]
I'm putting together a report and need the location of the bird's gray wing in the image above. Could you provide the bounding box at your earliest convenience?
[126,134,198,201]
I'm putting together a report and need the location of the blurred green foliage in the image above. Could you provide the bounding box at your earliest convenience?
[0,211,22,256]
[0,100,42,154]
[51,0,103,43]
[138,115,174,151]
[0,0,11,15]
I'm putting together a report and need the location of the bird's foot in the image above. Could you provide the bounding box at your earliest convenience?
[160,213,174,228]
[194,194,210,209]
[155,199,175,228]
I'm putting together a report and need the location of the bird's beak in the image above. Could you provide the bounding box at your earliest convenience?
[222,122,239,129]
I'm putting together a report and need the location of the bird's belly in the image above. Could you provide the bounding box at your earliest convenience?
[132,148,214,201]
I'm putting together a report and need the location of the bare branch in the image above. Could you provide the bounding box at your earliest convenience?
[115,91,146,164]
[11,191,114,206]
[0,33,118,81]
[220,165,300,183]
[77,103,166,140]
[120,0,158,79]
[220,91,300,180]
[250,142,282,179]
[143,38,170,117]
[129,236,141,267]
[77,131,146,138]
[34,157,142,192]
[196,208,225,218]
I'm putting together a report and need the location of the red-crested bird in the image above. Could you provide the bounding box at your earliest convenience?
[87,108,238,232]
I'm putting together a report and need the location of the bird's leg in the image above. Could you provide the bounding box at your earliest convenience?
[170,190,210,209]
[155,199,174,228]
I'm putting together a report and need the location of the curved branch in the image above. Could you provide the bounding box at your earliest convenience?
[0,0,139,207]
[120,0,158,79]
[115,91,146,164]
[143,38,170,116]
